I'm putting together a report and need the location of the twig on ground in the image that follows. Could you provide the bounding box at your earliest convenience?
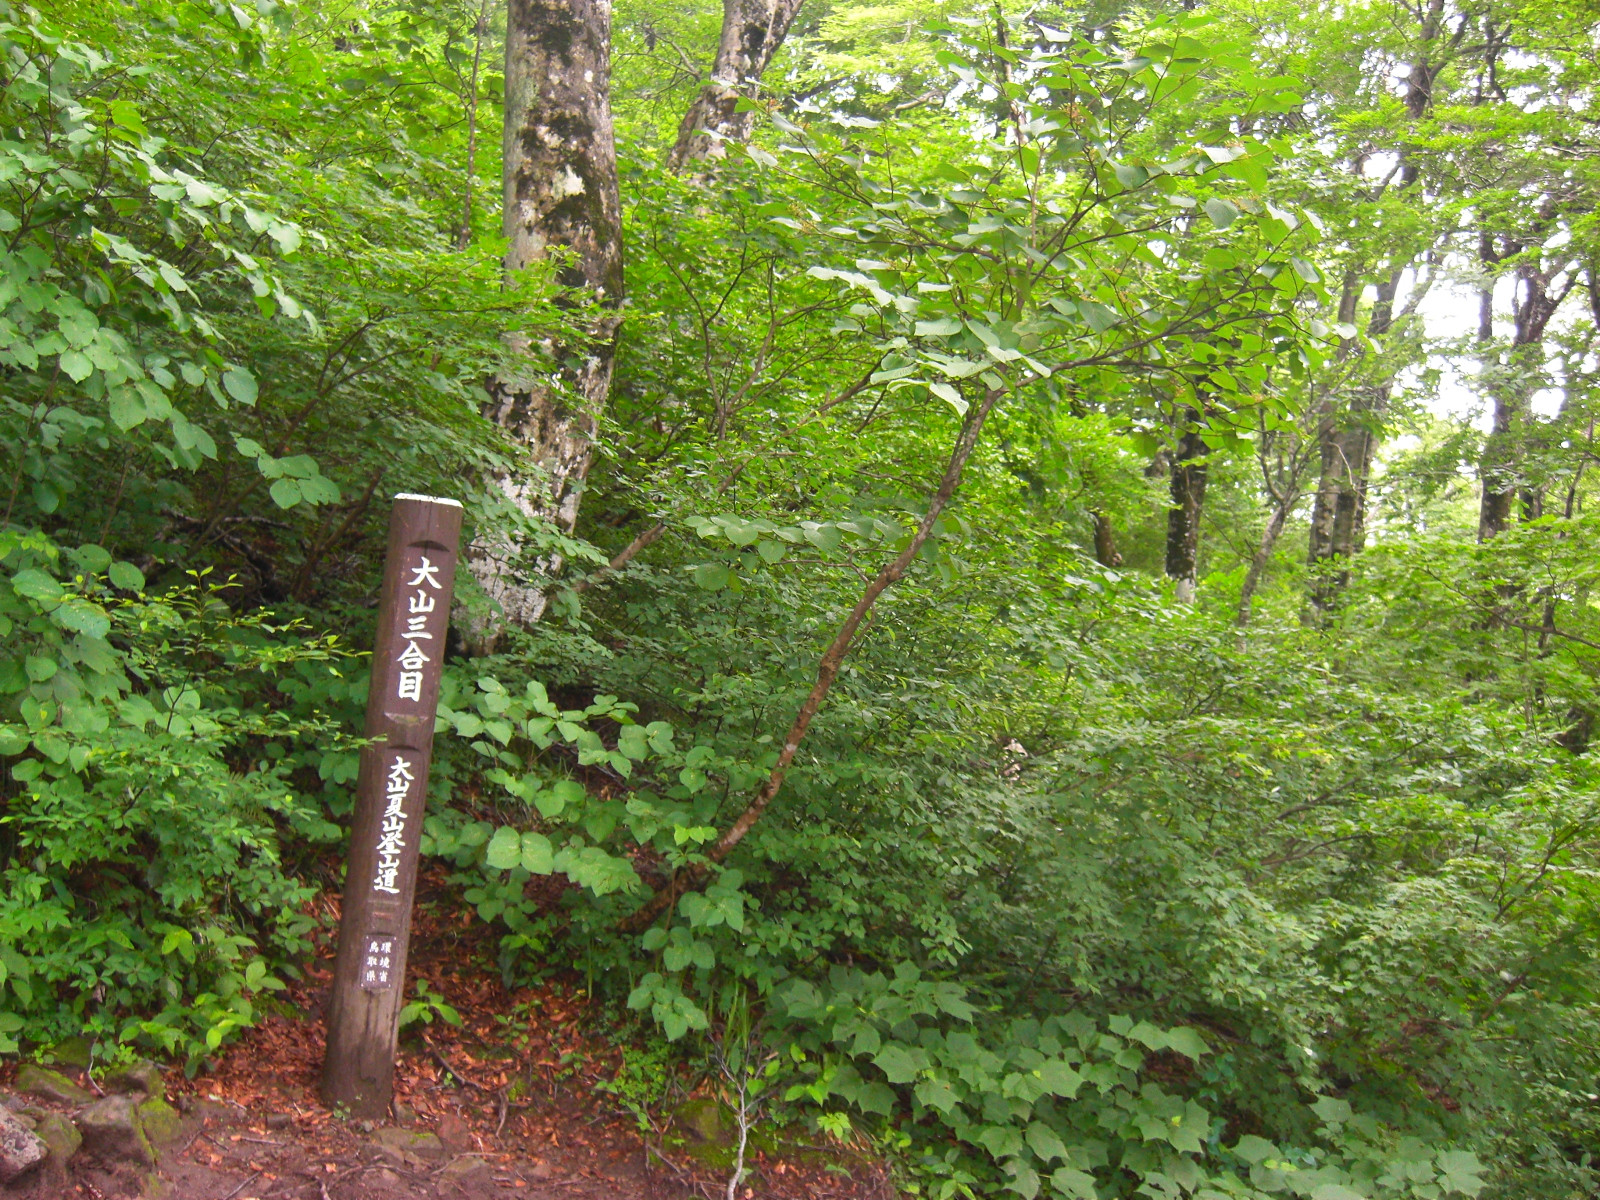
[222,1171,262,1200]
[426,1043,490,1092]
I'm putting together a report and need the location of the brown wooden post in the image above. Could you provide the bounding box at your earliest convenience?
[321,494,463,1117]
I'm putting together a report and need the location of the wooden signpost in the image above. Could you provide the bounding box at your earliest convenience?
[322,493,462,1117]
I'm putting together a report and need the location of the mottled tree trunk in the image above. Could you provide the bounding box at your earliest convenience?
[1238,498,1293,628]
[1304,1,1441,619]
[469,0,623,634]
[667,0,805,169]
[1479,261,1569,541]
[1307,270,1398,619]
[1091,511,1122,568]
[1165,418,1208,604]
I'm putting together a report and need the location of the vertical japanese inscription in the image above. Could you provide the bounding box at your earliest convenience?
[322,495,462,1117]
[372,753,414,898]
[360,934,396,990]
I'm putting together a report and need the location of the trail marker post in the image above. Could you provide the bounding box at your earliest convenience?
[322,494,462,1117]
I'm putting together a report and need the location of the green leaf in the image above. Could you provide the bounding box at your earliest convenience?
[54,600,109,639]
[222,367,259,405]
[1232,1135,1277,1164]
[1163,1026,1210,1059]
[1007,1162,1040,1200]
[1435,1150,1484,1195]
[108,99,147,135]
[108,388,147,430]
[59,350,93,382]
[693,563,730,591]
[756,539,786,564]
[929,381,968,414]
[1037,1059,1082,1098]
[11,569,62,603]
[269,478,302,509]
[873,1043,925,1084]
[978,1124,1024,1159]
[914,1077,959,1114]
[1203,198,1238,229]
[108,561,145,592]
[617,724,650,760]
[1050,1167,1097,1199]
[801,523,842,552]
[485,826,521,870]
[519,832,554,874]
[1025,1123,1069,1163]
[1113,162,1148,188]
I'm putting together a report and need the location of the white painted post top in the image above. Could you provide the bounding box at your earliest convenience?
[392,493,463,507]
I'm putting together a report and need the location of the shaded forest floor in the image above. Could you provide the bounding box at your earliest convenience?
[7,869,898,1199]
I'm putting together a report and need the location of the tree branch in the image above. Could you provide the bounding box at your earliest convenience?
[619,386,1003,931]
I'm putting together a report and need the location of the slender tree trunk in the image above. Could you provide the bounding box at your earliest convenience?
[456,0,491,251]
[1165,416,1207,603]
[1479,261,1569,540]
[1305,1,1442,618]
[1307,269,1399,619]
[1239,493,1297,627]
[1091,511,1121,568]
[667,0,806,169]
[468,0,624,636]
[622,387,1002,932]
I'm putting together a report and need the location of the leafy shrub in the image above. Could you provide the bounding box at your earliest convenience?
[0,527,349,1066]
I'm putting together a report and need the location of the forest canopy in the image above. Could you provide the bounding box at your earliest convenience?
[3,0,1600,1195]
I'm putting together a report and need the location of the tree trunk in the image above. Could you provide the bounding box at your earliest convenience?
[1304,0,1441,617]
[1235,496,1299,630]
[1307,268,1402,618]
[469,0,624,635]
[667,0,805,169]
[1479,261,1569,540]
[622,387,1003,932]
[455,0,491,251]
[1165,417,1207,603]
[1091,511,1121,568]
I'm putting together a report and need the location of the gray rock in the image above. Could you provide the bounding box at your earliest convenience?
[436,1112,473,1153]
[0,1105,46,1181]
[46,1036,93,1069]
[33,1111,80,1165]
[15,1064,92,1106]
[190,1098,247,1126]
[674,1096,731,1145]
[77,1094,154,1166]
[370,1125,447,1167]
[440,1154,490,1183]
[136,1097,183,1148]
[103,1060,164,1099]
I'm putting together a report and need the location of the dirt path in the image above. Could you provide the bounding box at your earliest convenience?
[5,884,898,1200]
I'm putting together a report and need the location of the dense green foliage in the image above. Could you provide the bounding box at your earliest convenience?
[5,0,1600,1196]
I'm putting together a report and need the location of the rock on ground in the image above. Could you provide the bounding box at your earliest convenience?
[0,1105,46,1182]
[77,1094,155,1167]
[14,1065,91,1106]
[104,1061,164,1098]
[31,1110,80,1166]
